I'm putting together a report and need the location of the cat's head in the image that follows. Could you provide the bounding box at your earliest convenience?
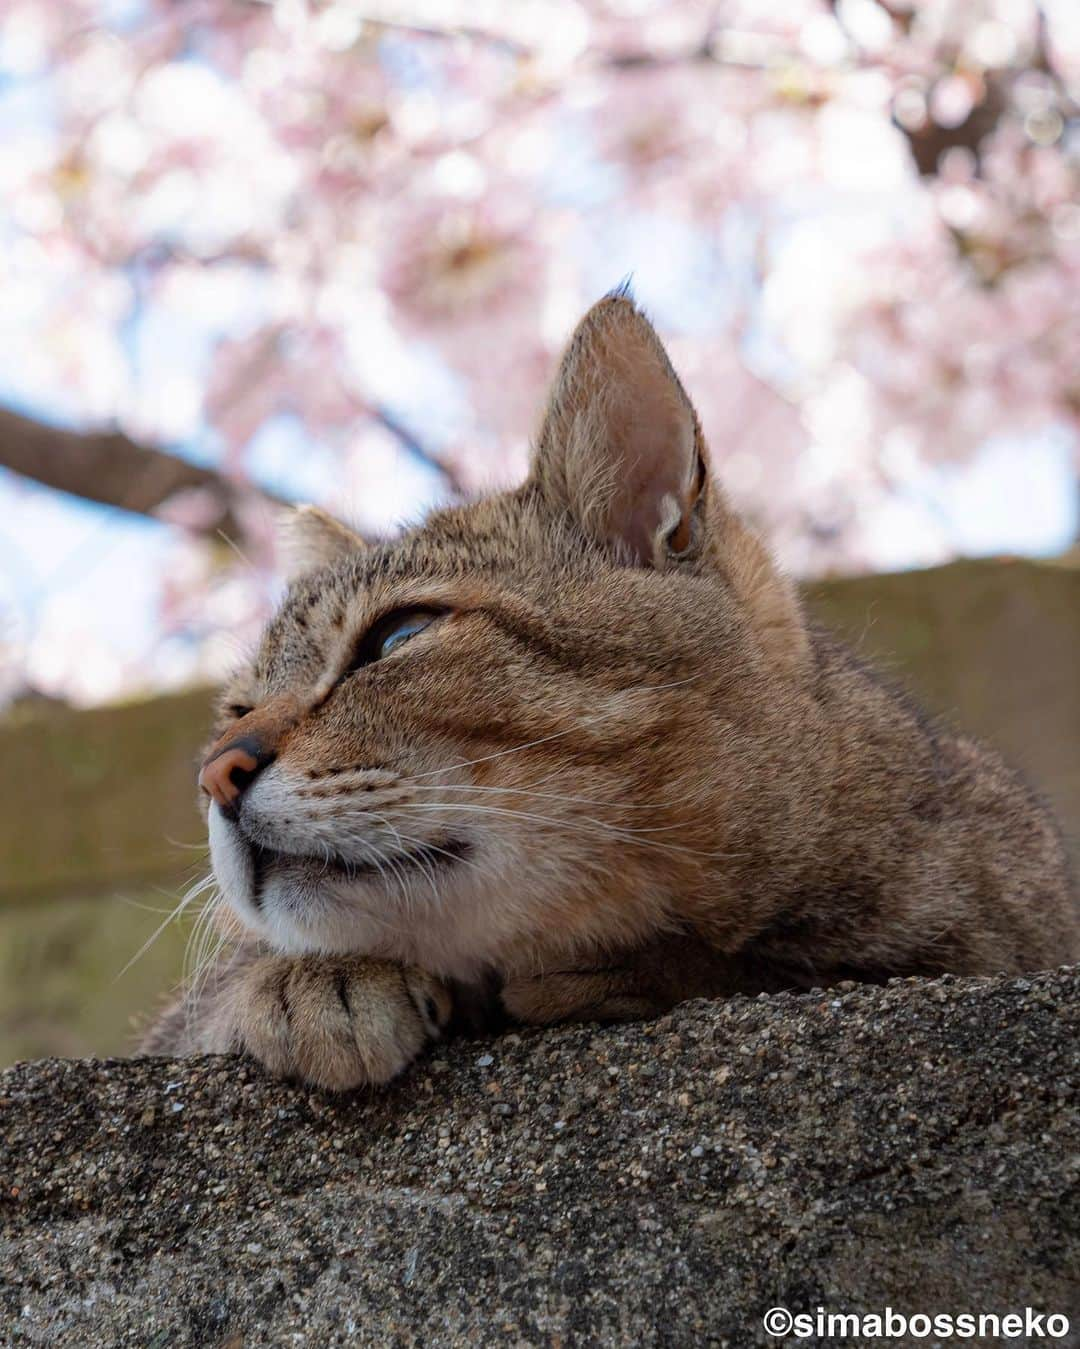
[202,293,809,978]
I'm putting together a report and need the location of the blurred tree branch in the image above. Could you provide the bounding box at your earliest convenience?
[824,0,1076,178]
[0,404,464,540]
[369,407,468,497]
[0,405,285,539]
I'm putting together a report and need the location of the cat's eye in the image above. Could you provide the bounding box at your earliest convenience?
[226,703,253,720]
[347,606,447,672]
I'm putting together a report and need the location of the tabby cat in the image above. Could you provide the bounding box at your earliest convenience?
[143,293,1078,1089]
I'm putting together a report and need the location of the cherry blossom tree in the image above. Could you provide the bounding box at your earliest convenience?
[0,0,1077,703]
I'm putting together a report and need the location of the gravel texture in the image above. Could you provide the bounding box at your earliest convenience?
[1,969,1078,1347]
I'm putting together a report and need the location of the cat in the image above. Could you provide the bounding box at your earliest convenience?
[142,291,1078,1089]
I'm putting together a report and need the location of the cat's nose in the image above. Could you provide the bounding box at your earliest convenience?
[199,737,275,814]
[198,692,303,815]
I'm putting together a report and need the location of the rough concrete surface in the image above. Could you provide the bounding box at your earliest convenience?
[1,969,1078,1347]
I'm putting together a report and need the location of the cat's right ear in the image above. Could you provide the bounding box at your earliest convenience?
[279,505,365,581]
[530,291,813,677]
[528,291,710,569]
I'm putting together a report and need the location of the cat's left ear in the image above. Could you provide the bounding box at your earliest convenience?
[279,505,365,581]
[529,291,709,567]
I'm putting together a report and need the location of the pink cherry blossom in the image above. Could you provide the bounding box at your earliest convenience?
[1,0,1077,703]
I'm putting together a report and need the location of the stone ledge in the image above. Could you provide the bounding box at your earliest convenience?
[2,968,1078,1346]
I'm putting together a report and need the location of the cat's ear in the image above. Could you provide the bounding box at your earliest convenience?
[279,505,365,580]
[529,292,709,567]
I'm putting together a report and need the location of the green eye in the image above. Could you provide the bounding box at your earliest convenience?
[348,606,446,672]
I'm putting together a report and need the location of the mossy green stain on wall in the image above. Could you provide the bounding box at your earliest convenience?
[0,892,190,1065]
[1,689,212,907]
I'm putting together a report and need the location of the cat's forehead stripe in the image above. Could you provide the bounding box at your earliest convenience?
[256,526,508,688]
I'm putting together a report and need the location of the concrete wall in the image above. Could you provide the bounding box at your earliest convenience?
[5,969,1076,1345]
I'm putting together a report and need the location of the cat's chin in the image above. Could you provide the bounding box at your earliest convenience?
[206,802,472,956]
[250,890,402,960]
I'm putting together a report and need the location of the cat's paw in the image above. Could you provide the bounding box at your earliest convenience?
[209,955,451,1090]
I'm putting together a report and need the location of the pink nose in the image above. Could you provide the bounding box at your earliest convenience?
[198,743,261,811]
[198,693,303,813]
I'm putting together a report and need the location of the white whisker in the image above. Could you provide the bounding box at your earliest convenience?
[115,871,217,981]
[394,801,721,860]
[404,782,711,815]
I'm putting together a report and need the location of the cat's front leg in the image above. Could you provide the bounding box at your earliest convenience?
[501,967,669,1026]
[145,951,452,1091]
[500,935,773,1026]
